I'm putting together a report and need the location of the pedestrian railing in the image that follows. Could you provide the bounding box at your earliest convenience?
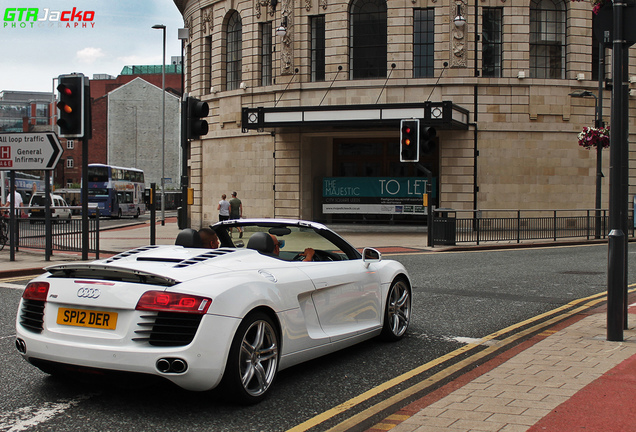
[434,209,633,246]
[12,207,100,256]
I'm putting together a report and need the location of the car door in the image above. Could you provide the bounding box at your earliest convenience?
[59,198,71,218]
[298,260,382,342]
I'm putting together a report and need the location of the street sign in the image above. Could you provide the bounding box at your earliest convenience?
[0,132,63,170]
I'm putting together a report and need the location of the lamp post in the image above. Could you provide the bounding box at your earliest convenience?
[152,24,166,226]
[570,90,603,239]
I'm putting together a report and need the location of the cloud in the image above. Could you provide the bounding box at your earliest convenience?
[76,47,106,64]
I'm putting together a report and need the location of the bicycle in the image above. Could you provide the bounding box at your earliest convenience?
[0,216,7,251]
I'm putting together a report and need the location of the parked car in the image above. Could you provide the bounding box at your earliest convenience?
[28,193,72,223]
[15,219,412,404]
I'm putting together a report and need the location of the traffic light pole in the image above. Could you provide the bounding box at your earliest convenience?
[180,97,188,230]
[81,136,89,260]
[416,163,433,247]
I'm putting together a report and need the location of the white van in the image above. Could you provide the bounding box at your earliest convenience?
[28,193,72,222]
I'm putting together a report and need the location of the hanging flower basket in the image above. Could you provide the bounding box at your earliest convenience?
[578,126,610,149]
[571,0,610,15]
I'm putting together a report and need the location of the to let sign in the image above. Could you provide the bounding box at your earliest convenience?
[0,132,63,170]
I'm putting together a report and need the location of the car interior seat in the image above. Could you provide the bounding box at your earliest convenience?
[246,231,276,255]
[175,228,203,248]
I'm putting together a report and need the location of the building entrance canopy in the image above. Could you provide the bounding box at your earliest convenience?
[241,101,469,132]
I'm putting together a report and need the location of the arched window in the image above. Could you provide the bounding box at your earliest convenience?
[226,11,242,90]
[530,0,565,79]
[349,0,387,79]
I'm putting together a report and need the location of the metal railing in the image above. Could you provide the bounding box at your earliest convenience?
[11,207,100,257]
[433,209,634,246]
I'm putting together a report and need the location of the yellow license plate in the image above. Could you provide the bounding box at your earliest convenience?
[57,308,118,330]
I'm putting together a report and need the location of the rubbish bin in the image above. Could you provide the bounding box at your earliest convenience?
[434,208,456,246]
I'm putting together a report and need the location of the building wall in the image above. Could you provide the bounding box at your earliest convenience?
[175,0,636,229]
[107,78,182,190]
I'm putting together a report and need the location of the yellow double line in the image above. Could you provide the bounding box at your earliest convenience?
[288,287,635,432]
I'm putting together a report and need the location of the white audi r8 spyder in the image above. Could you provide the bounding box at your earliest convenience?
[15,219,412,403]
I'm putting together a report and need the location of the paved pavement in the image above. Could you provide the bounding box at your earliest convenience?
[0,217,441,276]
[2,218,635,432]
[365,306,636,432]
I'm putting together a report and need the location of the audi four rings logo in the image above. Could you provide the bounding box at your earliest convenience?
[77,287,101,299]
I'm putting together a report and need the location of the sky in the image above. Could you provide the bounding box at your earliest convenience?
[0,1,185,93]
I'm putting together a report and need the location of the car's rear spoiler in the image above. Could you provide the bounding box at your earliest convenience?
[44,263,179,287]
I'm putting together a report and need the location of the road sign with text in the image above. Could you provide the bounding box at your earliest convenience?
[0,132,63,170]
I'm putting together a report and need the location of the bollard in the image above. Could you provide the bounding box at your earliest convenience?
[607,229,624,341]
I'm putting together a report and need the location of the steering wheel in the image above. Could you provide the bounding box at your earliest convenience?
[292,253,306,262]
[313,250,341,261]
[292,250,340,262]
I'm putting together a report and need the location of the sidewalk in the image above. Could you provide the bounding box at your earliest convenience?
[0,217,602,277]
[367,304,636,432]
[0,218,438,277]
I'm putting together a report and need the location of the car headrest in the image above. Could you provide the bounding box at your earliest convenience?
[246,231,275,254]
[175,228,203,248]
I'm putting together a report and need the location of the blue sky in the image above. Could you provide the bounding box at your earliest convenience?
[0,1,184,93]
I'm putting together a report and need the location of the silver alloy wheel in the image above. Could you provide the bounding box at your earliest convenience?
[386,280,411,338]
[238,319,279,397]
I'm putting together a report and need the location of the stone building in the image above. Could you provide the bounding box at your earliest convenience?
[173,0,635,229]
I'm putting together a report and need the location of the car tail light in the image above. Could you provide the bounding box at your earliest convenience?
[23,282,50,302]
[136,291,211,314]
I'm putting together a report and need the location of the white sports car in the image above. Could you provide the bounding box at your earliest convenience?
[15,219,412,403]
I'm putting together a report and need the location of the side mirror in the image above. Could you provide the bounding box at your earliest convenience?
[362,247,381,267]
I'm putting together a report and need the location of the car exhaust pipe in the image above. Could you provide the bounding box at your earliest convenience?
[171,359,187,373]
[156,358,171,373]
[15,339,27,354]
[156,358,188,374]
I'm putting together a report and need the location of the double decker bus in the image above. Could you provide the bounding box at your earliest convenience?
[86,164,145,218]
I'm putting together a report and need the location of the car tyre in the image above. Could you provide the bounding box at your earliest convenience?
[222,312,279,404]
[380,277,411,341]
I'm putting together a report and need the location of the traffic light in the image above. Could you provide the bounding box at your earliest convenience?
[400,119,420,162]
[56,74,86,138]
[186,97,209,140]
[420,126,437,154]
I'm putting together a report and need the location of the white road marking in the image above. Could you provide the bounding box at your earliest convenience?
[411,333,500,347]
[444,336,500,346]
[0,395,95,432]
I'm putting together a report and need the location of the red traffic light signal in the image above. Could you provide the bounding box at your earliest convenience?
[187,97,209,140]
[400,119,420,162]
[56,74,86,138]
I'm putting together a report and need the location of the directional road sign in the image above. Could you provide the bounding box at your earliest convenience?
[0,132,63,170]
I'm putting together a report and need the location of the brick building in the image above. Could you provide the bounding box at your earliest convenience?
[173,0,635,228]
[61,67,183,190]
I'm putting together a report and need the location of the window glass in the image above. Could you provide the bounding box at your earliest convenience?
[226,11,243,90]
[482,8,503,78]
[414,9,434,78]
[311,16,326,82]
[260,22,272,86]
[530,0,565,79]
[350,0,387,79]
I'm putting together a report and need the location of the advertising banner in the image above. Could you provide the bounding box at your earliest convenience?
[322,177,437,215]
